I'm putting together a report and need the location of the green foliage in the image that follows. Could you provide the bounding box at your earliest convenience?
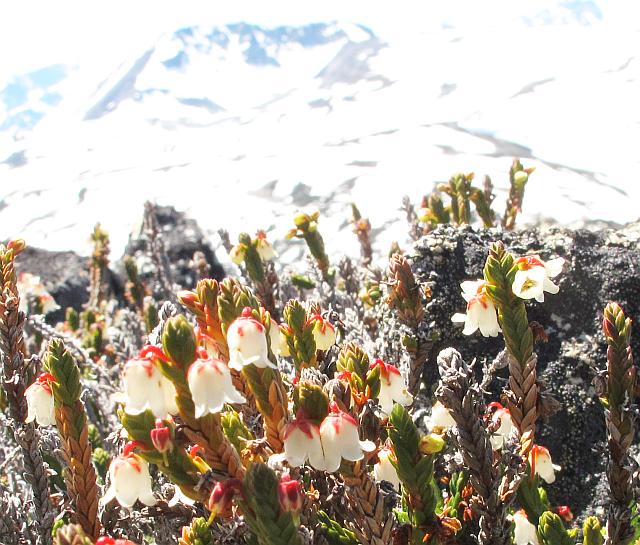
[162,315,197,370]
[292,381,329,423]
[517,472,550,527]
[221,408,255,454]
[65,307,79,331]
[240,462,303,545]
[537,511,573,545]
[178,517,216,545]
[43,339,82,408]
[317,511,358,545]
[388,404,438,542]
[283,299,316,369]
[583,516,604,545]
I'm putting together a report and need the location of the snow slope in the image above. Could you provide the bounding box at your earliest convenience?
[1,3,639,264]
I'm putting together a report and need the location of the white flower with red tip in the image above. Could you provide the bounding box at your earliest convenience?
[529,445,560,484]
[451,280,500,337]
[512,255,565,303]
[17,272,60,315]
[513,510,539,545]
[283,415,324,469]
[317,403,375,472]
[374,441,400,489]
[103,442,156,508]
[487,402,514,450]
[284,404,375,473]
[255,230,277,261]
[25,373,56,427]
[121,348,178,419]
[429,401,456,431]
[370,359,413,413]
[227,309,276,370]
[308,314,336,351]
[187,356,246,417]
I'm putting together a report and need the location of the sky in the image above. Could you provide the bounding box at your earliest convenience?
[2,0,638,86]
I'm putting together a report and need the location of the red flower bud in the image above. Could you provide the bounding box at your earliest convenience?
[207,479,242,516]
[96,537,138,545]
[555,505,574,522]
[277,474,303,513]
[150,419,172,453]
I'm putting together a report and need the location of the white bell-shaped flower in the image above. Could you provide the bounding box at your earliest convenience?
[255,230,277,261]
[103,442,157,508]
[373,442,400,489]
[24,372,56,427]
[530,445,560,484]
[122,354,178,419]
[451,280,500,337]
[488,402,514,450]
[513,510,539,545]
[268,319,290,357]
[370,359,413,413]
[283,417,324,469]
[227,309,276,370]
[512,255,565,303]
[187,357,246,418]
[229,244,246,265]
[317,403,375,473]
[309,314,336,351]
[17,273,60,315]
[429,401,456,431]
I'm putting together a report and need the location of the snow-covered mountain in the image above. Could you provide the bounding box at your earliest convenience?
[1,6,639,264]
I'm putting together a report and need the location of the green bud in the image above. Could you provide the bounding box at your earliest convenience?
[582,516,603,545]
[162,315,197,369]
[419,433,445,454]
[65,307,79,331]
[513,170,529,186]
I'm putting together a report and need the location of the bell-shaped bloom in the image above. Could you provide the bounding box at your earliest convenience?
[255,230,277,261]
[277,474,303,512]
[283,417,324,469]
[25,373,56,427]
[229,244,246,265]
[529,445,560,484]
[17,273,60,315]
[487,402,514,450]
[122,355,178,419]
[308,314,336,351]
[429,401,456,431]
[513,510,539,545]
[317,403,375,473]
[103,442,156,508]
[373,442,400,489]
[227,310,275,370]
[187,357,246,417]
[370,359,413,413]
[451,280,500,337]
[512,255,565,303]
[268,319,290,357]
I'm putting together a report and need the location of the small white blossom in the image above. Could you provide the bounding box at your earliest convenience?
[309,315,336,351]
[229,245,246,265]
[268,319,290,357]
[122,354,178,419]
[512,255,565,303]
[17,273,59,315]
[283,417,324,469]
[317,403,375,473]
[370,359,413,413]
[188,357,246,418]
[103,443,157,508]
[513,510,539,545]
[373,443,400,489]
[530,445,560,484]
[488,402,514,450]
[255,231,277,261]
[429,401,456,431]
[24,373,56,427]
[451,280,500,337]
[227,309,276,370]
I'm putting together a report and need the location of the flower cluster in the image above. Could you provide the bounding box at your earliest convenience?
[284,402,375,473]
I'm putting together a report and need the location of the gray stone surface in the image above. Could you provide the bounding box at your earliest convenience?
[411,222,640,519]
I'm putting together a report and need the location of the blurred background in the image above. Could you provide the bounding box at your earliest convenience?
[1,0,639,263]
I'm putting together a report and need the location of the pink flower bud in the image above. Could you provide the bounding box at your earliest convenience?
[555,505,574,522]
[207,479,242,516]
[277,475,303,512]
[96,537,139,545]
[150,419,172,453]
[25,372,56,427]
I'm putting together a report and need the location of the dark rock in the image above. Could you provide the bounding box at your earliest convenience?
[412,222,640,520]
[16,247,90,323]
[124,204,225,289]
